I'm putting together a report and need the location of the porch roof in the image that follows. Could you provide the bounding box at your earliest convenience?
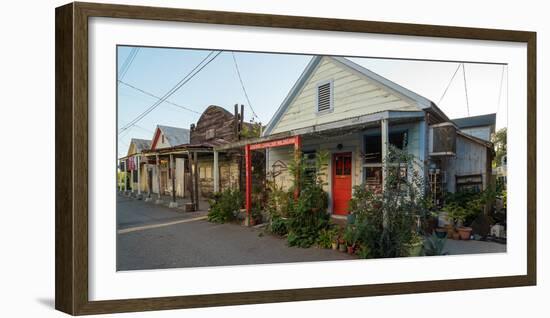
[215,110,425,151]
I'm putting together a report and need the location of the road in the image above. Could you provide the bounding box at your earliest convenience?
[116,195,354,271]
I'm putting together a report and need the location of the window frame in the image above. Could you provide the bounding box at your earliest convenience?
[315,79,334,114]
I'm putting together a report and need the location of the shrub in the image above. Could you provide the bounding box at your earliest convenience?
[269,215,288,236]
[317,227,338,248]
[348,146,430,258]
[207,189,242,223]
[285,150,331,248]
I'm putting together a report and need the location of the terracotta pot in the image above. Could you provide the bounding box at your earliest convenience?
[347,246,355,255]
[457,227,472,240]
[451,231,460,240]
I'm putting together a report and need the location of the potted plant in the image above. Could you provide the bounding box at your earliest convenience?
[338,235,347,252]
[343,225,357,254]
[403,232,424,257]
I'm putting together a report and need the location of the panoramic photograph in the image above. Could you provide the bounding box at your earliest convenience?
[116,46,508,271]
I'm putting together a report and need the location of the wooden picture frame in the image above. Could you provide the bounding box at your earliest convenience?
[55,2,536,315]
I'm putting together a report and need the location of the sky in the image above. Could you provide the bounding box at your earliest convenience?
[117,46,508,158]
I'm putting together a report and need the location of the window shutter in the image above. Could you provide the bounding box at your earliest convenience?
[317,82,332,112]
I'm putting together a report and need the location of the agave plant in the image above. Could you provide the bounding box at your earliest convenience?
[423,233,448,256]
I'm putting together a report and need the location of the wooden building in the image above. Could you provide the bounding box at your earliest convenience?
[216,56,494,219]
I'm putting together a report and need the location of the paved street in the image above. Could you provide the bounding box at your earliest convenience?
[116,195,506,271]
[116,195,354,271]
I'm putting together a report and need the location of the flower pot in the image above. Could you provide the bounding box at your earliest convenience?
[339,244,347,252]
[451,231,460,240]
[331,242,338,250]
[435,228,447,239]
[347,246,355,255]
[404,242,423,257]
[457,227,472,240]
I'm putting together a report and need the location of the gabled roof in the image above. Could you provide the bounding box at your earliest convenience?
[129,138,151,153]
[262,55,445,136]
[151,125,190,150]
[452,113,496,129]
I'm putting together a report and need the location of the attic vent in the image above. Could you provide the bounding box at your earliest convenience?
[317,81,332,112]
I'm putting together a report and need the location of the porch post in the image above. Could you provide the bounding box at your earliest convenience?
[129,159,134,196]
[155,154,163,204]
[123,159,127,194]
[145,158,152,202]
[381,119,389,191]
[194,151,200,211]
[136,155,142,199]
[169,154,178,208]
[381,119,389,229]
[245,144,252,225]
[213,150,220,193]
[293,135,302,199]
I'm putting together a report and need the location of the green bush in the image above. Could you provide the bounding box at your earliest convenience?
[207,189,242,223]
[269,216,288,236]
[348,146,430,258]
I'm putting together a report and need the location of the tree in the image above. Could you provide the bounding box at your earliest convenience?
[492,127,507,168]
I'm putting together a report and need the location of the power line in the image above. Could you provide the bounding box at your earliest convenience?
[118,80,201,115]
[119,48,140,80]
[438,63,461,105]
[462,63,470,116]
[231,52,260,121]
[118,51,222,134]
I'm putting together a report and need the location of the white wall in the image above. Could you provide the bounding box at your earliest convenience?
[0,1,547,318]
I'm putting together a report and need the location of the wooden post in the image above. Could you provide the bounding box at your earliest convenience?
[213,150,220,193]
[123,159,127,193]
[245,144,252,224]
[188,153,195,207]
[293,135,302,200]
[381,119,389,228]
[130,162,134,195]
[136,155,141,197]
[169,154,177,208]
[155,154,162,204]
[194,151,200,211]
[145,159,152,202]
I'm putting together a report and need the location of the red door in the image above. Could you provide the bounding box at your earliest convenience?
[332,152,352,215]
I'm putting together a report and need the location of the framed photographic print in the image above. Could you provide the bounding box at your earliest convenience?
[55,2,536,315]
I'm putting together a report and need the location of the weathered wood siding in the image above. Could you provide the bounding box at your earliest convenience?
[197,157,240,197]
[441,135,490,193]
[271,57,418,134]
[191,105,238,144]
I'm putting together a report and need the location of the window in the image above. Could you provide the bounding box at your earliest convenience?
[316,81,332,112]
[303,151,317,184]
[362,129,409,189]
[363,130,408,164]
[161,134,165,144]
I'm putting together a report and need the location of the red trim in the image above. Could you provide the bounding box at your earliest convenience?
[249,137,298,150]
[150,128,161,150]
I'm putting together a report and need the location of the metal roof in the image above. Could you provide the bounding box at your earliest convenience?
[157,125,190,146]
[452,113,496,129]
[129,138,151,153]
